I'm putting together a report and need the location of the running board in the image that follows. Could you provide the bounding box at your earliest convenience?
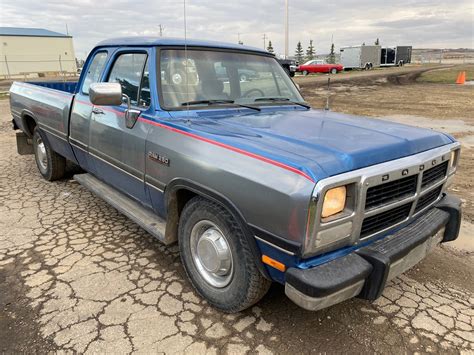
[74,173,172,245]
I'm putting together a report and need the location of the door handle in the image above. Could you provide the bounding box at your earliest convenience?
[92,107,105,115]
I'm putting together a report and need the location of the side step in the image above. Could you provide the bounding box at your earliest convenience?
[74,173,172,245]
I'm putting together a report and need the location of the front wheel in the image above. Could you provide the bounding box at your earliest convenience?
[33,127,65,181]
[330,68,338,74]
[178,197,270,313]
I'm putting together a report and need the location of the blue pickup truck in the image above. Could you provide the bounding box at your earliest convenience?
[9,37,462,312]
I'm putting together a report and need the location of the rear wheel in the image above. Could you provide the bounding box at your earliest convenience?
[178,197,270,313]
[302,70,309,76]
[33,127,65,181]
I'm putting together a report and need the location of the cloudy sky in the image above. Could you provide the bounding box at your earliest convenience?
[1,0,473,59]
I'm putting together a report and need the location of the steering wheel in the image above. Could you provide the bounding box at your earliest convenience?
[243,88,264,98]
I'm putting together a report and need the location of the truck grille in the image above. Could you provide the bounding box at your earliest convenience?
[365,174,417,210]
[421,161,448,188]
[415,186,443,213]
[360,160,449,238]
[361,203,412,238]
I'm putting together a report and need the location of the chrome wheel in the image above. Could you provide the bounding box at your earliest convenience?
[35,136,48,172]
[190,220,233,288]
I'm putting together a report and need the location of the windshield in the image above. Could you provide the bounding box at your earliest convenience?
[159,49,304,109]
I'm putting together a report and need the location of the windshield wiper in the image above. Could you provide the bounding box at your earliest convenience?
[181,99,261,111]
[253,97,311,109]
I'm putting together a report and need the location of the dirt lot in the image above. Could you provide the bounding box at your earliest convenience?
[1,67,473,353]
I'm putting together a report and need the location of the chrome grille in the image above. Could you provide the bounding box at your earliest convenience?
[421,161,448,188]
[415,186,443,213]
[361,203,412,238]
[365,174,417,210]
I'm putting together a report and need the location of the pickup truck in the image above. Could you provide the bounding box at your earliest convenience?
[10,37,462,313]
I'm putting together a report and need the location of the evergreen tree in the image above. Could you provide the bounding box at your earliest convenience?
[375,38,380,45]
[295,41,304,63]
[305,40,315,61]
[327,43,336,64]
[267,40,274,54]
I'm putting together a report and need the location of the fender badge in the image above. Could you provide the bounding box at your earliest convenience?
[382,174,389,181]
[148,151,170,166]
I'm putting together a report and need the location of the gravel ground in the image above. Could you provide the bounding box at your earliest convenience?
[1,69,473,353]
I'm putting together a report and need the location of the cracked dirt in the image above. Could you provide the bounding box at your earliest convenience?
[1,76,473,354]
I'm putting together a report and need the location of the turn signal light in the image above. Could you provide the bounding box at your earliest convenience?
[321,186,347,218]
[262,255,286,272]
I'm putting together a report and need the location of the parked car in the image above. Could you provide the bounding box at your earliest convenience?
[215,62,258,82]
[10,37,462,313]
[297,59,344,75]
[277,58,297,77]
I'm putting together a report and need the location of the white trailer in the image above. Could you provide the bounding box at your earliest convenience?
[340,45,381,70]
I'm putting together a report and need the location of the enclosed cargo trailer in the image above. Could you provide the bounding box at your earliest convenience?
[340,45,381,70]
[381,46,412,66]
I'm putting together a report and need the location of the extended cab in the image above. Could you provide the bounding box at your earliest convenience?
[10,38,462,312]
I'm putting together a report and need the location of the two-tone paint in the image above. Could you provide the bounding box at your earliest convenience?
[9,37,457,285]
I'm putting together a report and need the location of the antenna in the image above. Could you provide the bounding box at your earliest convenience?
[262,33,268,50]
[184,0,189,118]
[159,24,165,37]
[325,77,331,111]
[284,0,289,58]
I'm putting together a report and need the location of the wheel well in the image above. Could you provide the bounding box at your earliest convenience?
[164,188,198,243]
[23,114,37,138]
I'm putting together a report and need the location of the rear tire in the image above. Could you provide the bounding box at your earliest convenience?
[33,127,66,181]
[178,197,270,313]
[302,70,309,76]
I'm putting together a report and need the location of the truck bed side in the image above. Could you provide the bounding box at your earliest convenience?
[10,81,78,162]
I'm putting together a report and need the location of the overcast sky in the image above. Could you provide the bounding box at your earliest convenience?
[1,0,473,59]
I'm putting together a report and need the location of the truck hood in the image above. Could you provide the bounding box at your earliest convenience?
[171,108,454,181]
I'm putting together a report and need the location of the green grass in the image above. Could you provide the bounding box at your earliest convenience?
[0,92,9,100]
[418,65,474,84]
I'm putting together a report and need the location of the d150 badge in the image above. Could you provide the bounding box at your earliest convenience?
[148,151,170,166]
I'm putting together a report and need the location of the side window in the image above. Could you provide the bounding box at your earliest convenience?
[138,58,150,108]
[108,53,147,106]
[82,51,108,94]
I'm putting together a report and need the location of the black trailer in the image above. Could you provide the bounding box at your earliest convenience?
[381,46,412,66]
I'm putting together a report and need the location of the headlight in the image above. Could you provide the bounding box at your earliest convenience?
[321,186,347,218]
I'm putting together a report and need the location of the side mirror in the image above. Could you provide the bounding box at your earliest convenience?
[89,82,122,106]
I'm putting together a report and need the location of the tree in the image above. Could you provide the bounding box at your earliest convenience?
[375,38,380,45]
[327,43,336,64]
[306,40,315,61]
[267,40,274,54]
[295,41,304,63]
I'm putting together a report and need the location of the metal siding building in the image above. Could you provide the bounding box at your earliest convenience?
[0,27,77,78]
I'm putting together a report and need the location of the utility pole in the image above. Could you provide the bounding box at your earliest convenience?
[66,23,69,35]
[237,33,243,45]
[159,24,165,37]
[284,0,289,58]
[262,33,268,50]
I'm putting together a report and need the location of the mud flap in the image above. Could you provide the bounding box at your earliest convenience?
[16,132,34,155]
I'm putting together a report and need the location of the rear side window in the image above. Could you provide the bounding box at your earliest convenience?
[107,53,148,107]
[82,51,108,94]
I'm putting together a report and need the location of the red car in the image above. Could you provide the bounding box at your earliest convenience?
[297,60,344,75]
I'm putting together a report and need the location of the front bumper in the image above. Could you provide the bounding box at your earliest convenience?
[285,194,462,311]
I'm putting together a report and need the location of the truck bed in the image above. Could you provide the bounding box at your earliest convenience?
[10,80,78,161]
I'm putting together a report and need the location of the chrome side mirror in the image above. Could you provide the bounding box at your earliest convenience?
[89,82,122,106]
[121,93,141,129]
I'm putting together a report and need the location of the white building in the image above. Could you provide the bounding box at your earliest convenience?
[0,27,77,78]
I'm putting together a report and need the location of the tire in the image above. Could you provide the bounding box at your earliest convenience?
[364,63,371,70]
[289,71,295,77]
[302,70,309,76]
[178,197,271,313]
[330,68,337,74]
[33,127,66,181]
[239,73,248,82]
